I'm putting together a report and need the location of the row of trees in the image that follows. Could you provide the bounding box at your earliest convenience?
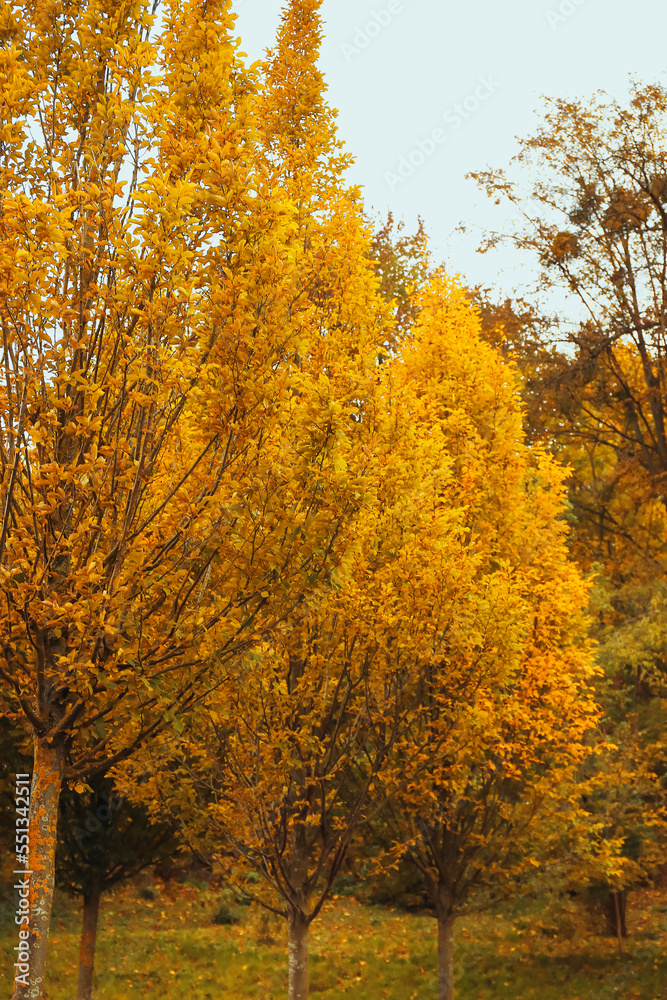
[115,269,600,1000]
[2,2,664,1000]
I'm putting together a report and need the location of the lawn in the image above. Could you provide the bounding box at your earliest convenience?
[2,881,667,999]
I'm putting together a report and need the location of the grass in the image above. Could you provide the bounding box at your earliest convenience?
[2,881,667,999]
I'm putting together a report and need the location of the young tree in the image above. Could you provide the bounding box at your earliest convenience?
[0,2,372,994]
[366,273,599,1000]
[56,775,178,1000]
[113,6,424,998]
[117,326,491,1000]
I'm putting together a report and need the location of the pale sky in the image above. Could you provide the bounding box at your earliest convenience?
[232,0,667,309]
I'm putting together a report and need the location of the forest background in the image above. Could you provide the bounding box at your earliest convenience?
[0,2,666,1000]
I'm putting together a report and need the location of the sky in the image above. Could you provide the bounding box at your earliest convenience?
[232,0,667,310]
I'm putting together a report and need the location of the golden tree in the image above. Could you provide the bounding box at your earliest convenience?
[370,274,599,1000]
[113,4,402,998]
[0,1,372,994]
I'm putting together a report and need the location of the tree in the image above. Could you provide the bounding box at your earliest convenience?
[114,300,492,999]
[56,775,178,1000]
[365,273,599,1000]
[473,83,667,932]
[112,5,423,997]
[472,81,667,514]
[255,0,391,383]
[0,2,373,994]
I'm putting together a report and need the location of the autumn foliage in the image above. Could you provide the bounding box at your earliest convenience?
[3,3,664,1000]
[0,0,379,994]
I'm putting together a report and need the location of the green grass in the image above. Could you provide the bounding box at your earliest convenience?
[2,882,667,999]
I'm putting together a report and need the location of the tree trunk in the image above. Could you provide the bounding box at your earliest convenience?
[77,890,101,1000]
[606,888,627,946]
[437,911,456,1000]
[12,735,65,1000]
[288,909,309,1000]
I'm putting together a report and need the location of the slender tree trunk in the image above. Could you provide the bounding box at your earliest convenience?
[613,891,623,957]
[288,909,309,1000]
[605,887,627,941]
[77,890,101,1000]
[12,735,65,1000]
[437,911,456,1000]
